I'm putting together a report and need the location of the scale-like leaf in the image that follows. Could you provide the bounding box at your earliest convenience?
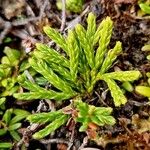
[94,107,113,115]
[75,100,115,131]
[16,75,76,100]
[79,119,89,132]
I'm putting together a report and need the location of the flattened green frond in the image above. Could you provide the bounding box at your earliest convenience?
[78,48,90,89]
[95,17,113,70]
[29,58,74,93]
[86,12,96,45]
[91,115,115,126]
[103,78,127,106]
[94,107,113,115]
[67,30,80,81]
[27,110,63,124]
[35,43,69,68]
[75,24,95,69]
[33,114,68,139]
[101,71,141,82]
[100,41,122,74]
[14,90,74,101]
[43,26,68,54]
[93,18,106,45]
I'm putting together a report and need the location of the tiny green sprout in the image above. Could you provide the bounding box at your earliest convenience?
[56,0,84,13]
[122,81,134,92]
[141,44,150,51]
[135,86,150,97]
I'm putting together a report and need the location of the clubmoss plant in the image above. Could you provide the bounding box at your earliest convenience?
[14,13,141,139]
[14,13,141,106]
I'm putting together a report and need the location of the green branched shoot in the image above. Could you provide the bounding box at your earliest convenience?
[13,12,142,139]
[14,12,141,107]
[27,98,115,139]
[27,110,69,139]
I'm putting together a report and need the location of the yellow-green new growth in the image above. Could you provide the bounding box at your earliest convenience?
[14,13,141,107]
[13,12,142,140]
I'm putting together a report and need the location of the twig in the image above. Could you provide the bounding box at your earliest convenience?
[67,122,75,150]
[123,12,150,20]
[39,0,49,19]
[0,17,12,44]
[65,6,90,30]
[0,0,49,43]
[12,17,40,26]
[24,70,35,83]
[36,100,47,112]
[40,138,70,145]
[60,0,66,31]
[78,136,88,150]
[11,29,37,44]
[95,91,108,106]
[26,3,36,17]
